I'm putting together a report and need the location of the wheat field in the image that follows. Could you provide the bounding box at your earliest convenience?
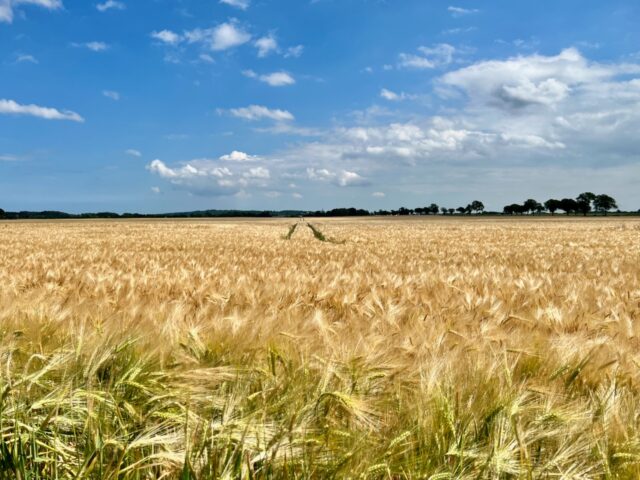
[1,218,640,478]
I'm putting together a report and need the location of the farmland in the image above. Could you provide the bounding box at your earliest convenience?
[1,218,640,478]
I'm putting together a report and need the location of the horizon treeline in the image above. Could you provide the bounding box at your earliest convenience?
[0,192,636,219]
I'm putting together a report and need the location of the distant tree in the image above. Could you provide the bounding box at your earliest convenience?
[448,208,455,215]
[576,192,596,216]
[523,199,543,215]
[0,208,4,219]
[470,200,485,214]
[456,207,466,214]
[440,206,448,215]
[398,207,412,216]
[503,204,525,215]
[544,199,561,215]
[593,194,618,215]
[559,198,579,215]
[428,203,439,215]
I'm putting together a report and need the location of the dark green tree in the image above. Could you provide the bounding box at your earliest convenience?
[593,194,618,215]
[523,199,542,215]
[0,208,4,219]
[544,199,561,215]
[428,203,440,215]
[559,198,579,215]
[470,200,485,214]
[576,192,596,216]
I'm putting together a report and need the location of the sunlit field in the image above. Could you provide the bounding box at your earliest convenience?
[1,217,640,478]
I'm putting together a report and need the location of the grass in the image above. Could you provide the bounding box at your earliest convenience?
[0,218,640,478]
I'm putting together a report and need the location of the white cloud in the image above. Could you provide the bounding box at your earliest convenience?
[0,98,84,122]
[259,71,295,87]
[0,0,62,24]
[285,45,304,58]
[292,192,303,199]
[306,168,369,187]
[255,35,278,57]
[16,53,37,63]
[228,105,294,122]
[151,30,182,45]
[219,150,259,162]
[73,41,110,52]
[186,23,251,51]
[151,186,161,194]
[126,149,142,157]
[219,0,249,10]
[102,90,120,101]
[148,157,273,196]
[242,69,257,78]
[244,167,270,179]
[380,88,413,101]
[372,192,386,197]
[0,154,20,161]
[448,6,480,17]
[398,44,456,69]
[96,0,124,12]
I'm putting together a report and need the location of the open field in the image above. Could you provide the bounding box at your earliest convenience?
[1,218,640,478]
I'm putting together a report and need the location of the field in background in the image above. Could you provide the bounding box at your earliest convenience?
[1,218,640,478]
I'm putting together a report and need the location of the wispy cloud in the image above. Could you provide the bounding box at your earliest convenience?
[96,0,125,12]
[255,34,278,57]
[228,105,294,122]
[219,0,249,10]
[398,44,457,69]
[0,0,62,24]
[285,45,304,58]
[259,71,295,87]
[102,90,120,101]
[15,53,38,63]
[125,149,142,157]
[0,98,84,122]
[73,41,110,52]
[448,6,480,17]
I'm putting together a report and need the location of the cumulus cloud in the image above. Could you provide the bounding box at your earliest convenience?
[219,150,259,162]
[255,35,278,57]
[96,0,124,12]
[151,22,251,52]
[151,30,182,45]
[145,49,640,208]
[258,71,295,87]
[228,105,294,122]
[147,157,272,196]
[0,0,62,24]
[186,23,251,51]
[0,98,84,122]
[219,0,249,10]
[307,168,369,187]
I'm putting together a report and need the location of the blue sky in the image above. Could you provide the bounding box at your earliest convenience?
[1,0,640,213]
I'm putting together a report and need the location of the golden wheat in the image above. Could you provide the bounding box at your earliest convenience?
[1,217,640,478]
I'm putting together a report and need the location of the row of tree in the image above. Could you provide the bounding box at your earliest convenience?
[0,194,624,219]
[503,193,618,216]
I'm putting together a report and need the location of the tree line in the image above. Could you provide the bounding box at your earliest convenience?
[0,193,631,219]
